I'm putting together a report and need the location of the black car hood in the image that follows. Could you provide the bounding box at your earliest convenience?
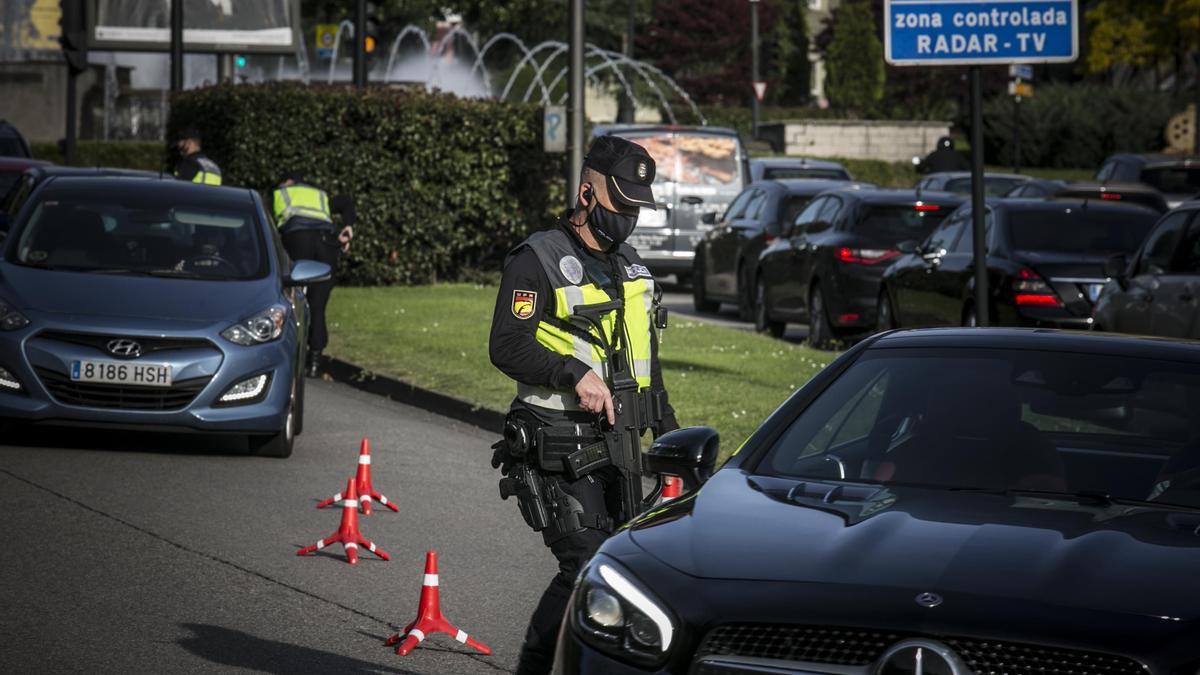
[628,470,1200,620]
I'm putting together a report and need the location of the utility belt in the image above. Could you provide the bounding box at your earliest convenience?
[494,390,665,543]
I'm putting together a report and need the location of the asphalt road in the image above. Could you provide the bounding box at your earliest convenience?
[660,288,810,343]
[0,378,556,674]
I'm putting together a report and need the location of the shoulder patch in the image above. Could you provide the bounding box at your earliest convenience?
[512,290,537,320]
[559,255,584,285]
[625,263,652,279]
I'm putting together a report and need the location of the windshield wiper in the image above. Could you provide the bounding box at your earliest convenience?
[951,487,1200,512]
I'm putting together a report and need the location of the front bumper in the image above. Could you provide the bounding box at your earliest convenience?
[0,319,295,434]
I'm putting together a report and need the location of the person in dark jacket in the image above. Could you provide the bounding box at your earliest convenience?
[917,135,970,174]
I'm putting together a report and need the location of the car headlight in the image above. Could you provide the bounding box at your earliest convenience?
[0,299,30,331]
[571,555,676,667]
[221,305,287,346]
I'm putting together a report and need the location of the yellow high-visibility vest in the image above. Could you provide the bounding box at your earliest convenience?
[512,230,655,412]
[272,184,332,228]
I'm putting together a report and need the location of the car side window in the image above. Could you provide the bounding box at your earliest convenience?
[924,213,964,253]
[1138,212,1191,276]
[1172,214,1200,273]
[781,195,812,226]
[810,197,842,233]
[1096,161,1116,182]
[744,189,769,221]
[4,175,35,219]
[723,189,755,221]
[792,197,827,235]
[952,210,994,253]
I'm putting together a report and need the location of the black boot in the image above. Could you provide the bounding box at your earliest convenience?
[305,350,320,378]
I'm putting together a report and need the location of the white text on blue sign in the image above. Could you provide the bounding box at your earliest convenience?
[885,0,1077,66]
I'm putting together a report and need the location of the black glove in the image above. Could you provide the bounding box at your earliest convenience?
[491,439,517,476]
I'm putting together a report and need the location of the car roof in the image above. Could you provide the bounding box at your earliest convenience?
[1107,153,1200,166]
[844,187,967,205]
[771,179,871,195]
[751,157,847,170]
[1062,181,1160,193]
[872,327,1200,363]
[923,171,1028,180]
[988,196,1160,215]
[0,157,51,171]
[591,124,741,139]
[39,175,257,205]
[26,165,162,179]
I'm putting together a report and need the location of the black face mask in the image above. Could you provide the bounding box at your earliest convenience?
[587,201,638,251]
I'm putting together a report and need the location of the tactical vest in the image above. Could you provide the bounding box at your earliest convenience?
[273,184,332,228]
[515,229,655,412]
[176,154,222,186]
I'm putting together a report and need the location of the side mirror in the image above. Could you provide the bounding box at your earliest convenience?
[284,259,332,287]
[646,426,720,492]
[896,240,919,254]
[1104,254,1129,288]
[700,211,718,225]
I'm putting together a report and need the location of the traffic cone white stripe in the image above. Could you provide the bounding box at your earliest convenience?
[343,499,358,508]
[424,574,439,586]
[345,542,358,550]
[455,630,468,643]
[378,495,389,505]
[408,629,425,643]
[368,542,377,552]
[359,455,371,465]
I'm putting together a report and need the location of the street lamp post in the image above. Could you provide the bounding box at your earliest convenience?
[353,0,367,87]
[750,0,760,140]
[169,0,183,92]
[568,0,585,207]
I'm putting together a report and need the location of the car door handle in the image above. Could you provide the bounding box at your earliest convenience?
[680,195,704,205]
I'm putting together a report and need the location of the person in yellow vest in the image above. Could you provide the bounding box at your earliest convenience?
[488,136,678,675]
[272,172,356,377]
[171,128,222,185]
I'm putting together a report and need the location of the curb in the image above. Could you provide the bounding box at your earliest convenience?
[319,355,504,434]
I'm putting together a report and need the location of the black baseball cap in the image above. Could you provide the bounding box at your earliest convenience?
[175,127,202,142]
[584,136,657,210]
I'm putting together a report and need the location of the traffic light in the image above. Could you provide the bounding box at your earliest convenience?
[235,54,248,69]
[364,17,379,57]
[58,0,88,74]
[761,38,780,78]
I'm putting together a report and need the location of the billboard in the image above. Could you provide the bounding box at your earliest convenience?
[0,0,62,54]
[87,0,301,54]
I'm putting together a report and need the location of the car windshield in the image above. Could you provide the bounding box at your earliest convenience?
[1007,206,1157,255]
[765,167,849,181]
[760,347,1200,509]
[851,205,949,242]
[10,183,267,280]
[629,132,740,186]
[945,176,1027,196]
[1139,166,1200,196]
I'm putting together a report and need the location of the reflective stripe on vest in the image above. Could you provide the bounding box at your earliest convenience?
[193,170,222,186]
[513,230,655,412]
[273,185,332,227]
[175,155,222,186]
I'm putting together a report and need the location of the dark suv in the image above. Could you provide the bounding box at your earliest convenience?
[1097,153,1200,208]
[0,121,32,159]
[754,188,966,347]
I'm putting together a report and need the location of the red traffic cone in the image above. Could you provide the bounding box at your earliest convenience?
[316,438,398,516]
[296,478,390,565]
[661,475,682,502]
[385,551,491,656]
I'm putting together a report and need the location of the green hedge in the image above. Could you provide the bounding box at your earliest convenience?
[31,140,164,171]
[169,83,563,286]
[982,84,1182,169]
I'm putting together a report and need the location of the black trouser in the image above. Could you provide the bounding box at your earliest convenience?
[516,471,618,675]
[282,228,340,353]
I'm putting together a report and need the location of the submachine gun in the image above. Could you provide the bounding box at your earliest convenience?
[566,297,667,522]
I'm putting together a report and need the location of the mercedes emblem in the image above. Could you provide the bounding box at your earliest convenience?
[915,592,943,608]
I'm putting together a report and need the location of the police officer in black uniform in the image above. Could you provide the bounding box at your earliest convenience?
[171,127,223,185]
[489,136,679,675]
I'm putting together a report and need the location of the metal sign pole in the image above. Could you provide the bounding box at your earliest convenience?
[969,65,989,327]
[353,0,367,87]
[750,0,760,140]
[169,0,183,92]
[568,0,585,208]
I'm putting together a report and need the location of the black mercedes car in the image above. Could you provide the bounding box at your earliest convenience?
[1005,180,1170,214]
[878,198,1159,330]
[1093,201,1200,338]
[554,328,1200,674]
[693,179,871,319]
[1097,153,1200,209]
[754,188,965,347]
[915,171,1030,197]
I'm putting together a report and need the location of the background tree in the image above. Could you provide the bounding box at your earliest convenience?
[772,0,811,106]
[822,0,883,115]
[1085,0,1200,89]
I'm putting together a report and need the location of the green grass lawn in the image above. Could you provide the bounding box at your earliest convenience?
[326,284,836,458]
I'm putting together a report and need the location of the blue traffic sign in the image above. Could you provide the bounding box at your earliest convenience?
[884,0,1078,66]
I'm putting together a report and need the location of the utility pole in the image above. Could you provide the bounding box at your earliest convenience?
[169,0,183,92]
[617,0,636,123]
[568,0,585,207]
[969,66,989,327]
[58,0,87,166]
[750,0,761,140]
[353,0,367,87]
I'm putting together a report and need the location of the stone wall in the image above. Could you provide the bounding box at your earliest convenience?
[760,119,952,163]
[0,62,98,142]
